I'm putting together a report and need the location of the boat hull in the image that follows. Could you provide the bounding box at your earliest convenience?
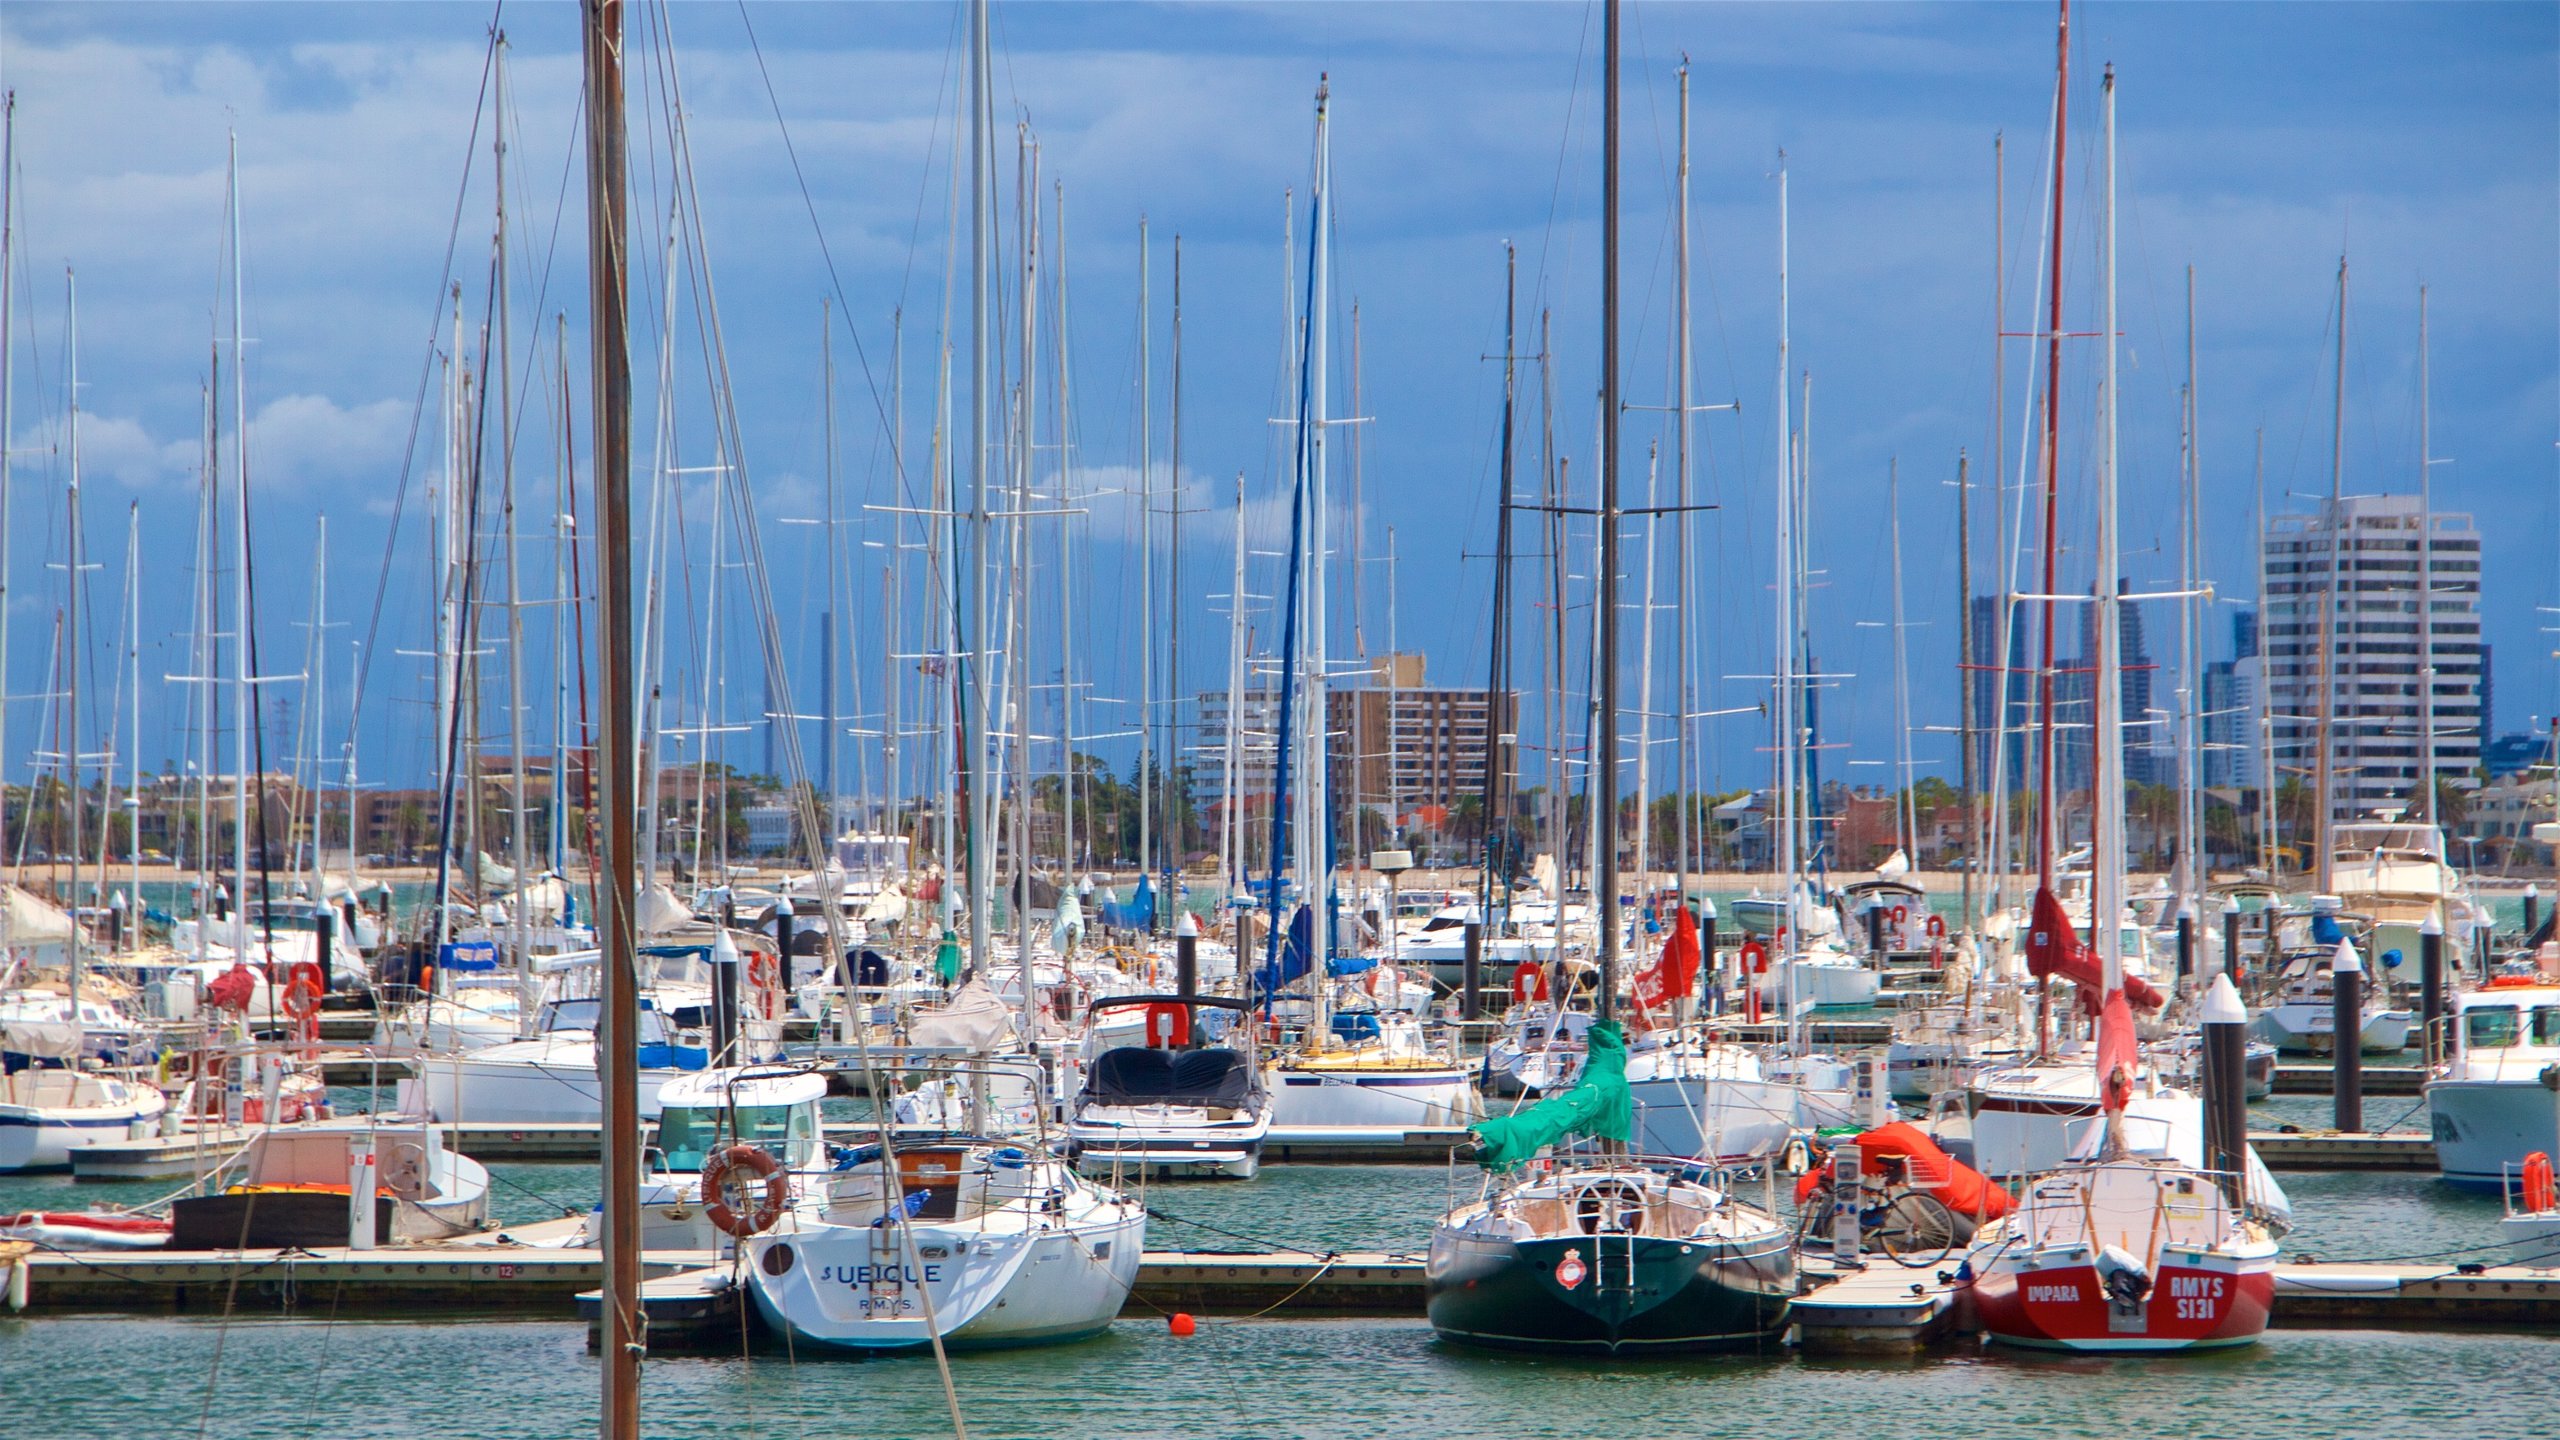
[1970,1252,2275,1352]
[746,1210,1145,1353]
[2429,1078,2560,1191]
[0,1087,167,1174]
[1426,1229,1793,1354]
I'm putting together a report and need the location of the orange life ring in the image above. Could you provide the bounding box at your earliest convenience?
[745,950,784,1020]
[282,964,326,1041]
[1142,1001,1192,1048]
[702,1144,789,1237]
[1890,905,1909,928]
[2526,1151,2557,1214]
[1740,939,1770,974]
[1925,913,1947,938]
[1511,962,1549,1005]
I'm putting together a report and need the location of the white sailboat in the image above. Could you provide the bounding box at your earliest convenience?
[0,272,164,1173]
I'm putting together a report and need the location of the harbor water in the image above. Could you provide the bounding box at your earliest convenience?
[5,1311,2546,1439]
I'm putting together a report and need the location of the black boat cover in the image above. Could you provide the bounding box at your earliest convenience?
[1084,1046,1255,1107]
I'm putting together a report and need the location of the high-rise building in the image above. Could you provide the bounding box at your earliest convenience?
[2262,495,2484,821]
[2202,606,2257,791]
[1327,653,1519,822]
[1968,594,2030,788]
[1194,685,1280,803]
[2055,579,2159,793]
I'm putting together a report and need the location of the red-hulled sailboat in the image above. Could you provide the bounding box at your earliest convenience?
[1961,24,2279,1353]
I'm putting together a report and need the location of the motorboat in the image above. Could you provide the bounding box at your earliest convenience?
[2426,976,2560,1191]
[407,995,709,1124]
[1065,996,1270,1179]
[2255,962,2414,1055]
[602,1064,832,1251]
[0,1066,166,1173]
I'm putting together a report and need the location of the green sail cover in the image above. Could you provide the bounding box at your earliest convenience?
[1468,1018,1634,1170]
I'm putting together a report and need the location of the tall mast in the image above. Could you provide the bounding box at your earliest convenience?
[65,269,86,1037]
[2094,64,2125,995]
[2316,256,2347,893]
[2035,0,2070,887]
[126,502,140,950]
[497,31,535,1028]
[1957,449,1976,919]
[1773,158,1796,939]
[1221,475,1246,892]
[1137,216,1152,894]
[1634,442,1659,889]
[1011,127,1038,1025]
[1595,0,1621,1024]
[1673,59,1695,905]
[1165,236,1184,910]
[2177,267,2201,917]
[227,135,251,956]
[1053,182,1075,875]
[1482,243,1518,919]
[0,91,14,882]
[823,300,840,825]
[964,0,994,969]
[2255,431,2277,874]
[2417,285,2438,829]
[1307,79,1334,994]
[1541,306,1562,945]
[578,2,642,1432]
[1349,302,1367,864]
[1890,459,1916,857]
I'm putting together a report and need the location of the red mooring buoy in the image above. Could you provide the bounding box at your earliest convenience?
[1169,1312,1197,1337]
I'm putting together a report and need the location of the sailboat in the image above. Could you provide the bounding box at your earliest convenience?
[741,0,1144,1355]
[1426,11,1795,1354]
[1964,57,2280,1353]
[0,271,166,1173]
[1255,78,1477,1142]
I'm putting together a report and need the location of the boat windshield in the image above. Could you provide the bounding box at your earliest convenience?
[656,1102,816,1173]
[2467,1006,2520,1049]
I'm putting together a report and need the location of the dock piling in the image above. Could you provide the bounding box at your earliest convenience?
[2332,941,2364,1133]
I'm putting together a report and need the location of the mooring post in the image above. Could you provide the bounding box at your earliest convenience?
[2331,940,2364,1133]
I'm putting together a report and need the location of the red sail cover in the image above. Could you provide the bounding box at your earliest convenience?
[1793,1121,2014,1220]
[2097,989,2140,1114]
[2024,886,2164,1013]
[1630,907,1702,1019]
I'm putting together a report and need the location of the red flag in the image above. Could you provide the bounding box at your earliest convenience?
[1632,906,1702,1016]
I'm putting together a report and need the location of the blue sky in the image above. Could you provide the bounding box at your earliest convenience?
[0,1,2552,811]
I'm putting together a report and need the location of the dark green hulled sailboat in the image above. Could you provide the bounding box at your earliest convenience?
[1426,0,1792,1354]
[1424,1021,1797,1354]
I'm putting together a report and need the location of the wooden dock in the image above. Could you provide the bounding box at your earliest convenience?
[14,1236,2559,1341]
[70,1121,656,1182]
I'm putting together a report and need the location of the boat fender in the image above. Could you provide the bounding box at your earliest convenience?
[701,1144,789,1237]
[2525,1151,2557,1214]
